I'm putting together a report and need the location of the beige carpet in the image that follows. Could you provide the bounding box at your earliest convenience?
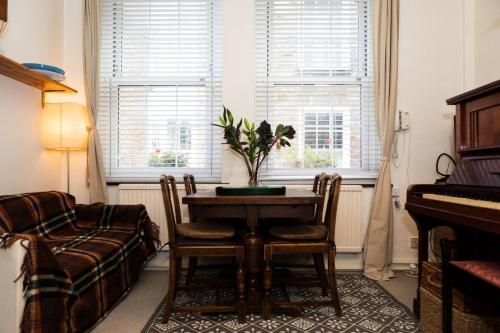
[377,272,418,310]
[91,270,417,333]
[91,270,167,333]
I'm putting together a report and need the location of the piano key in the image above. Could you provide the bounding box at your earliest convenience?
[422,193,500,210]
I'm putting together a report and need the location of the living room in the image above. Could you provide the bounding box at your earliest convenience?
[1,0,500,332]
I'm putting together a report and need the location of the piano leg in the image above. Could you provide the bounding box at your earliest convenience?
[413,216,432,318]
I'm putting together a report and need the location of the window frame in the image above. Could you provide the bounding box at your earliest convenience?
[99,0,222,182]
[255,0,378,180]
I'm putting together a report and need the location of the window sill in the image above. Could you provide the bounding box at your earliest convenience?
[259,176,377,187]
[107,176,377,187]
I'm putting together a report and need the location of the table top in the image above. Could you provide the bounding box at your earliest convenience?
[182,188,322,205]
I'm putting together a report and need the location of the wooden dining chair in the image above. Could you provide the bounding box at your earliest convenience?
[262,173,342,319]
[183,173,197,195]
[183,173,199,285]
[271,173,329,296]
[310,173,330,295]
[160,175,246,323]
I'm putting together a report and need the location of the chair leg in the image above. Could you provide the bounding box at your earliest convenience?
[313,253,329,296]
[185,257,198,286]
[441,239,452,333]
[236,248,247,324]
[175,257,182,284]
[263,245,273,320]
[162,251,178,323]
[328,247,342,316]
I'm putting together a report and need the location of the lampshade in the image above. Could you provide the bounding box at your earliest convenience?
[44,103,88,151]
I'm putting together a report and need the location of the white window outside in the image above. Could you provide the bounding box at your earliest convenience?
[99,0,222,181]
[255,0,379,179]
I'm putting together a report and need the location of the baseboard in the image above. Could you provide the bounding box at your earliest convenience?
[144,251,418,272]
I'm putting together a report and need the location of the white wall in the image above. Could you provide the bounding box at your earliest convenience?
[390,0,466,265]
[0,0,64,195]
[61,0,88,202]
[55,0,500,269]
[391,0,500,265]
[473,0,500,87]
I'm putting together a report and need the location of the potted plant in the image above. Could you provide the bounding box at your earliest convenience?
[214,106,295,186]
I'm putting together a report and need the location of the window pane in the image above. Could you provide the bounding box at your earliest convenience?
[256,0,379,177]
[99,0,222,181]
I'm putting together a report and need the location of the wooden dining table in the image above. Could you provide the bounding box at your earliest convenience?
[182,188,322,310]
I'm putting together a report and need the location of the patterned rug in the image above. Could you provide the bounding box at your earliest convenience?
[141,273,421,333]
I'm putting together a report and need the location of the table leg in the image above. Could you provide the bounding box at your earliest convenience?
[244,206,263,306]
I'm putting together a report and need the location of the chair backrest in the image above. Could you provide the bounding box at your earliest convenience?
[312,173,327,224]
[160,175,182,244]
[183,174,197,195]
[312,173,322,194]
[322,173,342,242]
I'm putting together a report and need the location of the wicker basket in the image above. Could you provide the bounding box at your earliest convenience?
[420,287,500,333]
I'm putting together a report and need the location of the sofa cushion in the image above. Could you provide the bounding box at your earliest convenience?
[75,203,148,232]
[47,230,144,291]
[0,192,76,236]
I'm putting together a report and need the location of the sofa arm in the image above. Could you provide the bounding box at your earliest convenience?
[0,233,74,333]
[0,238,27,333]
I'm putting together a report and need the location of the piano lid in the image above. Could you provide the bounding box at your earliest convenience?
[446,79,500,105]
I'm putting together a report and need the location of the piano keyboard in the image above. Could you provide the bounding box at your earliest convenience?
[422,193,500,210]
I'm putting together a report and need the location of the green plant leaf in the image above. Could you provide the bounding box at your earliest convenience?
[275,124,286,138]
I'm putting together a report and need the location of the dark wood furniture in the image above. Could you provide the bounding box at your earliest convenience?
[406,79,500,317]
[0,0,7,22]
[441,239,500,333]
[262,174,342,319]
[182,187,322,310]
[183,173,199,286]
[160,175,246,323]
[269,173,329,296]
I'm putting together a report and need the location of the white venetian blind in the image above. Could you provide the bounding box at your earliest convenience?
[256,0,379,179]
[99,0,222,182]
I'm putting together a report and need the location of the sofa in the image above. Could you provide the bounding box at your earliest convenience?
[0,191,159,333]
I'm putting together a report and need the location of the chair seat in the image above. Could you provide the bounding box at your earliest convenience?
[269,224,327,240]
[451,260,500,289]
[176,222,235,239]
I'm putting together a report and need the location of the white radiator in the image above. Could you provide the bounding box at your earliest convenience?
[118,184,364,253]
[332,185,364,253]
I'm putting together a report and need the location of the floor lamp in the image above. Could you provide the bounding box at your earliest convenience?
[44,103,88,193]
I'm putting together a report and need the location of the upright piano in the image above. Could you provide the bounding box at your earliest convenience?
[406,79,500,316]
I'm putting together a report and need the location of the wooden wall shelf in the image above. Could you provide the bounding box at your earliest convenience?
[0,54,77,100]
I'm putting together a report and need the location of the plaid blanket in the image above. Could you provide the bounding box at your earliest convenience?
[0,192,159,333]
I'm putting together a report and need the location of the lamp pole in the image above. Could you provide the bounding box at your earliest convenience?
[66,151,70,193]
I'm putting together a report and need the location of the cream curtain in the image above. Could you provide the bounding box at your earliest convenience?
[363,0,399,281]
[84,0,108,204]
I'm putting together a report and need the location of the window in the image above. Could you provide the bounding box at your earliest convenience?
[256,0,379,178]
[99,0,222,181]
